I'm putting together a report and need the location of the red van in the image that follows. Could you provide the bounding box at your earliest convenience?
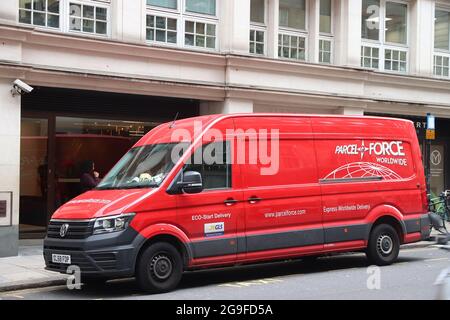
[44,114,431,293]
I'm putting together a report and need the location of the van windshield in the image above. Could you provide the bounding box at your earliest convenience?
[96,143,189,190]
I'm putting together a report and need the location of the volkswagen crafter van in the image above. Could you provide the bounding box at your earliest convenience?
[44,114,431,293]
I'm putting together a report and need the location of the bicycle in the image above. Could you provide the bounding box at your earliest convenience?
[428,190,450,234]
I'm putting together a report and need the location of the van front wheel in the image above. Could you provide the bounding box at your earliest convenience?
[136,242,183,293]
[366,224,400,266]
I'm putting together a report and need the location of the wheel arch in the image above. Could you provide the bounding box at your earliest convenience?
[366,205,407,244]
[135,224,193,270]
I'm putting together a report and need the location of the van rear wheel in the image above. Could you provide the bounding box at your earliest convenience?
[136,242,183,293]
[366,224,400,266]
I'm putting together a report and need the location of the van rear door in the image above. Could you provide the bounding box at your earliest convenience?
[312,117,418,248]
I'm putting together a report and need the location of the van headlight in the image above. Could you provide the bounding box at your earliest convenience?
[93,213,135,235]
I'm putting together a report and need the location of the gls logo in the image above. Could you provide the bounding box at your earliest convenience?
[204,222,225,237]
[335,140,405,159]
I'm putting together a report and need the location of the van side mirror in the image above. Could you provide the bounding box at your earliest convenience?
[177,171,203,194]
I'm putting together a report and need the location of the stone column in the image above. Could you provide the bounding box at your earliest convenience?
[409,0,434,77]
[0,78,21,257]
[334,0,362,67]
[219,0,251,54]
[200,98,254,114]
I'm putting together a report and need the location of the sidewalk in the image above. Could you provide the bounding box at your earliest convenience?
[0,224,448,293]
[0,240,68,292]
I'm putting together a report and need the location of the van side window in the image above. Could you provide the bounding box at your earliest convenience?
[185,141,232,190]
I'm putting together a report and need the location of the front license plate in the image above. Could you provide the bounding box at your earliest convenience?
[51,254,71,264]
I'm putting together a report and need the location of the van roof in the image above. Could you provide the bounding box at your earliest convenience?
[207,113,413,123]
[134,113,413,147]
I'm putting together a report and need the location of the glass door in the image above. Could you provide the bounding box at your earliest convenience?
[20,118,49,238]
[54,116,159,207]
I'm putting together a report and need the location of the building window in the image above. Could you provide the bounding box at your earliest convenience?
[385,1,407,45]
[147,0,218,50]
[251,0,265,24]
[434,55,450,77]
[434,9,450,78]
[278,33,306,60]
[319,0,331,34]
[185,0,216,16]
[69,2,108,35]
[384,48,407,72]
[146,15,177,43]
[19,0,60,28]
[278,0,307,61]
[250,29,265,55]
[279,0,306,30]
[361,45,380,69]
[250,0,266,55]
[361,0,408,73]
[319,0,333,64]
[147,0,178,10]
[185,20,216,49]
[319,38,332,64]
[435,9,450,51]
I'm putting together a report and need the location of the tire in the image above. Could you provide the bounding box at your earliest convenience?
[366,224,400,266]
[136,242,183,293]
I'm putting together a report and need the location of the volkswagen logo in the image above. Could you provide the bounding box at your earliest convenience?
[60,223,69,238]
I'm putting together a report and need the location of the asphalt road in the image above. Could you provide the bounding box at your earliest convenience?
[1,246,449,300]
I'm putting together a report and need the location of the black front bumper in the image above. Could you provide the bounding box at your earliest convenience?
[43,227,145,278]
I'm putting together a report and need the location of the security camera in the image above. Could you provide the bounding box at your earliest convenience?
[11,79,34,96]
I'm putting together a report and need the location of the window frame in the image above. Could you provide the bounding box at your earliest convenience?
[277,0,308,61]
[278,30,308,62]
[146,0,180,14]
[318,0,334,64]
[146,12,181,47]
[249,27,266,56]
[145,0,219,52]
[319,0,333,36]
[66,0,111,37]
[278,0,309,33]
[433,6,450,78]
[183,17,218,50]
[249,0,268,56]
[361,44,381,69]
[433,53,450,78]
[17,0,62,30]
[183,0,218,20]
[383,0,409,48]
[361,0,409,73]
[318,37,333,64]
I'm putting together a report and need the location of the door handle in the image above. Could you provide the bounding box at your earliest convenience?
[224,198,238,206]
[248,196,262,204]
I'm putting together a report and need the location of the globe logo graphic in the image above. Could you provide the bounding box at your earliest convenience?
[323,162,402,181]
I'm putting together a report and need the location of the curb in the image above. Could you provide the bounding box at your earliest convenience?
[0,277,68,293]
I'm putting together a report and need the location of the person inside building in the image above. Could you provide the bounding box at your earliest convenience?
[79,160,100,193]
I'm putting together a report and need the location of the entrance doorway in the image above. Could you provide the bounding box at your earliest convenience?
[20,118,49,236]
[19,87,199,238]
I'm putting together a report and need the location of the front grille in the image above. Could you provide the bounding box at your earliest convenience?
[47,220,93,239]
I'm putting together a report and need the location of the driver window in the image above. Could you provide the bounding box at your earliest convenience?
[185,141,231,190]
